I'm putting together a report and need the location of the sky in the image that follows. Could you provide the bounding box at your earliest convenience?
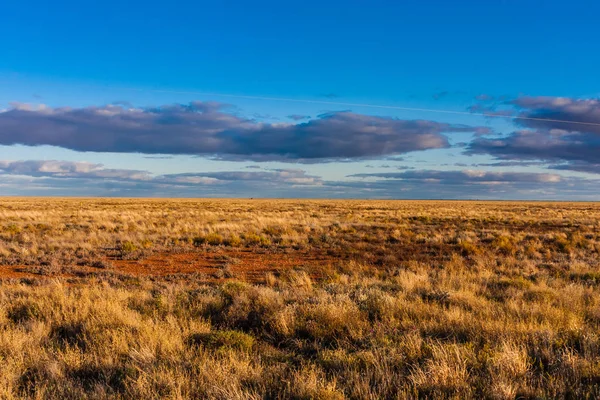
[1,0,600,199]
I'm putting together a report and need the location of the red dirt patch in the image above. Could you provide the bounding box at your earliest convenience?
[108,249,337,283]
[0,266,40,280]
[0,249,338,283]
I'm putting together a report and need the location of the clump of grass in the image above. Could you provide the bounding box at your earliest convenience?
[243,232,271,247]
[193,232,224,246]
[7,301,43,324]
[187,330,255,351]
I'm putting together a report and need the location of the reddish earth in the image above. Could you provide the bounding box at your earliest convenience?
[110,249,337,282]
[0,249,338,283]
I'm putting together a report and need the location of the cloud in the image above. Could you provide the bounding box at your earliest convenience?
[550,162,600,174]
[468,96,600,174]
[0,160,598,200]
[475,94,494,101]
[0,102,488,162]
[339,169,600,200]
[0,160,151,180]
[163,169,322,185]
[348,169,562,184]
[287,114,311,121]
[0,160,321,185]
[472,160,548,167]
[467,104,515,118]
[512,96,600,133]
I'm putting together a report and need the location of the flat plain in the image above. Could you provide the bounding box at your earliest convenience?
[1,198,600,399]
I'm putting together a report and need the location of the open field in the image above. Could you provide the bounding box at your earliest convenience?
[1,198,600,398]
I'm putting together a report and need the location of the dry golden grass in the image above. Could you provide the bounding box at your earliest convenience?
[0,198,600,398]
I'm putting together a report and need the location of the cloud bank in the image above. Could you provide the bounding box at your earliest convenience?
[468,96,600,173]
[0,102,490,162]
[1,159,597,200]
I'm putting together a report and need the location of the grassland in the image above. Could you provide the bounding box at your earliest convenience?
[1,198,600,399]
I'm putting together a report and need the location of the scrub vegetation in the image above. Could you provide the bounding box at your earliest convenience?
[1,198,600,399]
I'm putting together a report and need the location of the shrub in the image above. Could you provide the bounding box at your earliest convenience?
[120,241,137,253]
[49,322,88,349]
[192,236,206,246]
[186,330,255,351]
[7,301,43,324]
[243,233,271,247]
[205,233,224,246]
[225,234,242,247]
[193,233,224,246]
[493,235,516,255]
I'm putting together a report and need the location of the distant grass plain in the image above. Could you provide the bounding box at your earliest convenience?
[0,198,599,399]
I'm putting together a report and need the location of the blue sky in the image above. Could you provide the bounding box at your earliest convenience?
[1,1,599,199]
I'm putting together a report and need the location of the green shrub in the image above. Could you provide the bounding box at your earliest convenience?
[193,233,223,246]
[205,233,224,246]
[243,233,271,247]
[120,241,137,253]
[225,234,242,247]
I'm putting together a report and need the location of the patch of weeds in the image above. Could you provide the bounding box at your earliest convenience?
[492,235,516,255]
[225,234,242,247]
[120,241,137,253]
[243,233,271,247]
[69,364,137,393]
[186,330,255,352]
[49,322,88,349]
[418,289,451,306]
[569,272,600,285]
[7,301,43,324]
[193,233,224,246]
[128,294,168,318]
[18,365,57,397]
[117,241,143,260]
[485,276,532,301]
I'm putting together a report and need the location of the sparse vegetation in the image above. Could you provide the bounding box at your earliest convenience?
[0,198,600,398]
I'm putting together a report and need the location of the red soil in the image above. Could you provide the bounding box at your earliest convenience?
[110,249,336,282]
[0,249,338,283]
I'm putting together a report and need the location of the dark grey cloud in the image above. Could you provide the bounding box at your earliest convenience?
[511,96,600,134]
[550,162,600,174]
[468,96,600,174]
[473,160,548,168]
[469,129,600,164]
[0,102,488,162]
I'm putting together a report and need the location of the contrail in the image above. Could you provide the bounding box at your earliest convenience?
[117,86,600,128]
[5,80,600,128]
